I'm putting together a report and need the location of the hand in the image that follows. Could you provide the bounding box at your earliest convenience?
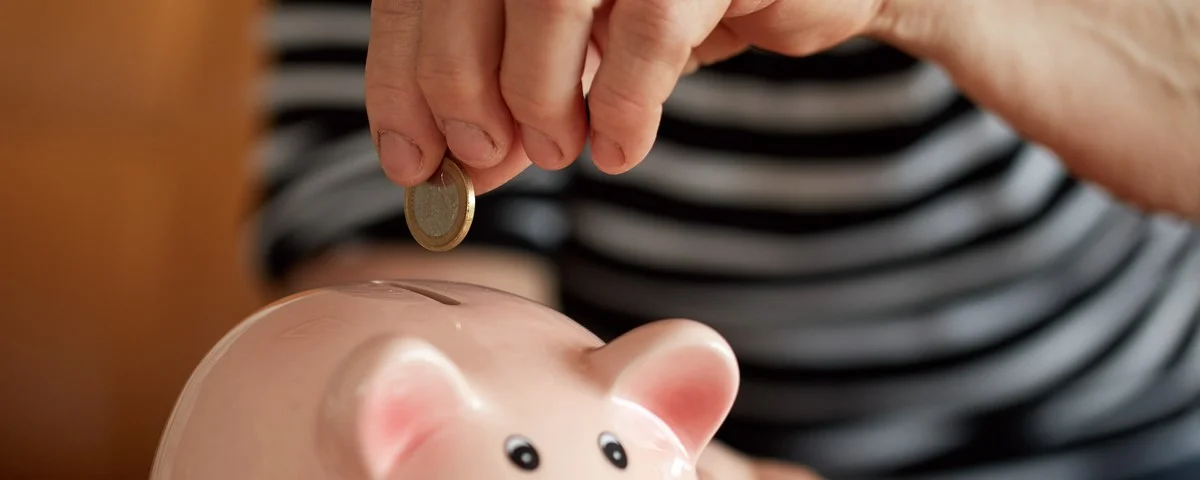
[697,440,824,480]
[873,0,1200,218]
[364,0,890,194]
[753,459,826,480]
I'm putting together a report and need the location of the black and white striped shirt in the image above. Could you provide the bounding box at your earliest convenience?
[258,1,1200,478]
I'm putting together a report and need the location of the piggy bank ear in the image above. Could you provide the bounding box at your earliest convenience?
[588,319,739,460]
[320,335,476,480]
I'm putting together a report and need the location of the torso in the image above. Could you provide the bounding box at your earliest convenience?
[549,46,1200,480]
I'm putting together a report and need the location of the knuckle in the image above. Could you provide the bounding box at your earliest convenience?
[616,0,688,56]
[589,80,653,119]
[371,0,422,18]
[365,80,418,103]
[414,53,483,97]
[499,74,557,123]
[513,0,587,19]
[364,82,429,127]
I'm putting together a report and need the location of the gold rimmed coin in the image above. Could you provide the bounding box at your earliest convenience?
[404,155,475,252]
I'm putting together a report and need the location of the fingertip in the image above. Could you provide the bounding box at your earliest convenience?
[682,55,702,76]
[441,119,507,169]
[377,131,426,186]
[461,148,533,195]
[589,130,636,174]
[520,124,571,171]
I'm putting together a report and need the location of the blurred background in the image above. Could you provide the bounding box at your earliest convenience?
[1,0,268,477]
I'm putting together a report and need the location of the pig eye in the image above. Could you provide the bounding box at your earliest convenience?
[598,432,628,469]
[504,435,540,471]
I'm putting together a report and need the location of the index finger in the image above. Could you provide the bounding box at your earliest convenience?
[586,0,729,174]
[365,0,445,186]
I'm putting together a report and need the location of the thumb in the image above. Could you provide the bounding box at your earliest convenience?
[721,0,883,57]
[697,440,759,479]
[755,459,826,480]
[684,24,750,75]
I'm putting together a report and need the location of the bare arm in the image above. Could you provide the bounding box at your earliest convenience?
[869,0,1200,219]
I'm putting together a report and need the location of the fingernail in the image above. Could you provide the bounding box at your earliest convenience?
[521,125,565,168]
[443,120,501,167]
[377,131,423,183]
[589,131,626,173]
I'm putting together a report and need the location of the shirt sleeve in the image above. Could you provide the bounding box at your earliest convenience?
[252,0,569,283]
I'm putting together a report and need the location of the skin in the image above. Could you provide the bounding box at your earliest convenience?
[366,0,1200,219]
[872,0,1200,220]
[326,0,1200,477]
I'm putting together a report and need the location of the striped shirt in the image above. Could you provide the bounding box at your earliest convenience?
[258,1,1200,478]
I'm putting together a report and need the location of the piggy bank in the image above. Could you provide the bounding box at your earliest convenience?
[150,280,740,479]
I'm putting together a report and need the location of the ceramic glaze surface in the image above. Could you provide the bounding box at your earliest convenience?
[151,280,739,480]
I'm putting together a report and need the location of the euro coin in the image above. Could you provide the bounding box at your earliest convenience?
[404,155,475,252]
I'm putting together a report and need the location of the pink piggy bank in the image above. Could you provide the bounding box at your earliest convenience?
[151,280,740,479]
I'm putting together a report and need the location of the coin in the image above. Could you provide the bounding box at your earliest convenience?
[404,155,475,251]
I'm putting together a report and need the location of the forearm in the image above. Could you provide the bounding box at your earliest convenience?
[869,0,1200,219]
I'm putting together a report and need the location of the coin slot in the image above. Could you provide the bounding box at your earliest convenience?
[388,282,461,306]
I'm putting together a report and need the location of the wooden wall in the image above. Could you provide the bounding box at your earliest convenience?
[0,0,266,477]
